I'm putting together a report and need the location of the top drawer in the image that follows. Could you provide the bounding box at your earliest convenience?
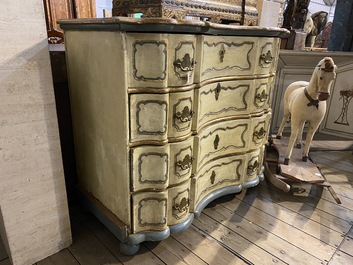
[126,33,197,88]
[195,36,279,82]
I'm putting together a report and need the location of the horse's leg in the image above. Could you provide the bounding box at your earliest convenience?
[295,121,305,149]
[302,120,321,162]
[284,118,301,165]
[276,109,290,139]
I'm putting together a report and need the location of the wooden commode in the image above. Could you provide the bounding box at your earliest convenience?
[59,17,288,255]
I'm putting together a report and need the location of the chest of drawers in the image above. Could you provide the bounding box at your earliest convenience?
[60,17,287,255]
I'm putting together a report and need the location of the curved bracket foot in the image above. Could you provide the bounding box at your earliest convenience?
[120,242,140,255]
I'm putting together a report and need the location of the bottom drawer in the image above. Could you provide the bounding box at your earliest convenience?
[132,191,168,233]
[132,180,192,233]
[190,155,245,211]
[168,180,191,226]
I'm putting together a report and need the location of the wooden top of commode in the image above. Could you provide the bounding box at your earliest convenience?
[59,17,289,37]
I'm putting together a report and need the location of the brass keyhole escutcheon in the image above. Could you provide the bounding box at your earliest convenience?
[219,44,226,63]
[210,171,216,184]
[215,83,221,101]
[214,134,220,150]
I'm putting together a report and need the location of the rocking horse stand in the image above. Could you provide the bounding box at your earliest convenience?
[264,135,341,204]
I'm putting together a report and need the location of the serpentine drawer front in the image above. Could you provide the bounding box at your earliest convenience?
[60,17,288,255]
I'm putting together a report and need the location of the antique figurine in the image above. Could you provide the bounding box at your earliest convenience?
[276,57,337,165]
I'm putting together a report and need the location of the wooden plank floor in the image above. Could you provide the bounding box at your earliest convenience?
[1,149,352,265]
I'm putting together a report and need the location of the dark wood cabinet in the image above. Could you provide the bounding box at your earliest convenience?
[44,0,96,43]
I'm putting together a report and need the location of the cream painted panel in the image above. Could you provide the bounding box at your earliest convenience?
[131,145,170,191]
[132,191,168,233]
[168,90,194,139]
[66,31,131,225]
[130,94,169,143]
[168,35,197,86]
[195,119,250,171]
[194,79,253,130]
[266,76,276,110]
[127,33,169,88]
[190,155,245,211]
[249,113,271,151]
[169,138,194,185]
[168,180,191,226]
[198,35,257,81]
[255,37,280,75]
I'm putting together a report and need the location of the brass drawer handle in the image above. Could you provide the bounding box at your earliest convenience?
[175,106,194,122]
[247,160,259,175]
[255,90,269,102]
[219,44,226,63]
[260,50,274,64]
[173,197,190,213]
[215,83,221,101]
[210,171,216,184]
[253,127,267,139]
[174,53,196,72]
[176,154,193,170]
[214,134,220,150]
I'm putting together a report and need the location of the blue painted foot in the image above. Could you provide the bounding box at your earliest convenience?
[284,158,290,165]
[296,143,302,149]
[120,242,140,255]
[276,135,282,139]
[302,156,308,162]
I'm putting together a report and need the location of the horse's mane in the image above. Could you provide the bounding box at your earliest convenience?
[318,57,335,72]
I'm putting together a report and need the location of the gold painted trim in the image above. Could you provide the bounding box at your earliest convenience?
[195,147,265,174]
[168,131,193,143]
[58,17,290,37]
[129,139,169,147]
[194,114,250,132]
[194,111,267,133]
[127,74,276,94]
[128,84,196,94]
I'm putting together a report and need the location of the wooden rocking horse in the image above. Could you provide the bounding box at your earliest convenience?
[276,57,337,165]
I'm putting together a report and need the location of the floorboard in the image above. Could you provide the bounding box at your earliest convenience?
[36,249,79,265]
[329,251,353,265]
[203,197,329,264]
[171,226,248,265]
[84,217,165,265]
[233,191,344,248]
[2,149,353,265]
[68,225,123,265]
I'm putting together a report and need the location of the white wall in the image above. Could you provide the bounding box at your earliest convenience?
[0,1,72,264]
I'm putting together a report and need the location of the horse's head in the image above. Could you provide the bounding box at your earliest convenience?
[316,57,336,101]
